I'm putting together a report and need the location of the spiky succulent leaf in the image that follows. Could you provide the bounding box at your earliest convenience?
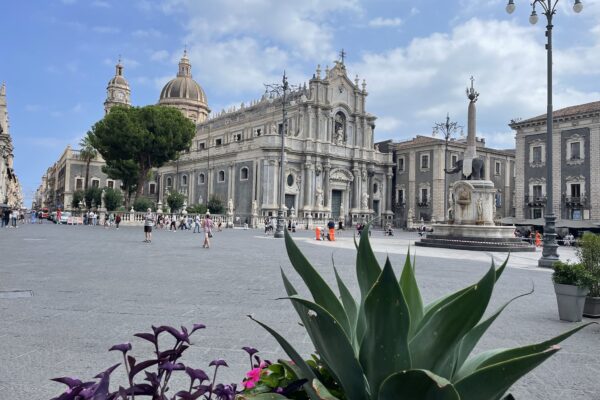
[286,297,369,400]
[454,322,596,382]
[454,346,560,400]
[284,230,351,337]
[452,286,535,378]
[400,248,424,339]
[333,265,359,351]
[312,379,340,400]
[410,265,496,377]
[359,258,412,395]
[250,316,320,400]
[378,369,460,400]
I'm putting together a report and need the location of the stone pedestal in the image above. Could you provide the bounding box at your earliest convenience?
[226,212,234,228]
[251,213,258,229]
[452,180,495,225]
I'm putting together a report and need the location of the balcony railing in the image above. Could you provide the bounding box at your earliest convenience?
[525,195,546,207]
[564,195,586,207]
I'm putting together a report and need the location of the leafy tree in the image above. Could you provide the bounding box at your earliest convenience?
[71,190,84,209]
[167,192,186,213]
[79,134,98,190]
[207,195,225,214]
[187,203,207,215]
[133,197,154,212]
[89,105,195,201]
[84,187,103,209]
[102,159,139,207]
[103,187,124,211]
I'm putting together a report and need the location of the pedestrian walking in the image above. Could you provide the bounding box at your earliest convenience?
[535,231,542,247]
[11,209,18,228]
[143,208,155,243]
[202,213,214,248]
[115,214,121,229]
[193,214,201,233]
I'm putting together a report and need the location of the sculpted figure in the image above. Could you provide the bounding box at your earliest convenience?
[315,187,324,208]
[477,197,483,221]
[361,192,369,209]
[228,198,234,214]
[252,200,258,215]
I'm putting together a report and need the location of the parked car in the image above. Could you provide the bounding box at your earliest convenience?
[60,212,72,224]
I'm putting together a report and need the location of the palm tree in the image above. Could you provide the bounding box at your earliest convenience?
[79,134,98,190]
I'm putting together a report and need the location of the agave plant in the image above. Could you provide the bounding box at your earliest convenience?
[250,225,594,400]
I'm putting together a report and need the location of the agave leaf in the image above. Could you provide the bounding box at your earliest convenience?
[454,322,596,382]
[410,265,496,377]
[286,297,370,400]
[249,316,320,400]
[454,345,561,400]
[355,221,382,301]
[451,285,535,379]
[378,369,460,400]
[333,264,358,351]
[359,258,412,395]
[400,248,424,339]
[284,230,351,337]
[312,379,341,400]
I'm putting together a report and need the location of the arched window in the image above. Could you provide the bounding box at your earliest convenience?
[198,173,205,184]
[373,183,378,194]
[166,177,172,187]
[240,167,249,180]
[218,170,225,182]
[334,111,346,144]
[182,175,188,186]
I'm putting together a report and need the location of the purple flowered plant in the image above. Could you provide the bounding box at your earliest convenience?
[50,323,240,400]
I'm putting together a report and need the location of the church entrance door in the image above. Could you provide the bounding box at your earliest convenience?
[331,190,342,219]
[285,194,295,216]
[373,200,380,217]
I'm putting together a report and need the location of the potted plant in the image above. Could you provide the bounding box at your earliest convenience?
[577,232,600,318]
[552,261,590,322]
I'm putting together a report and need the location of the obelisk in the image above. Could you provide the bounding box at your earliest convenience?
[462,76,479,179]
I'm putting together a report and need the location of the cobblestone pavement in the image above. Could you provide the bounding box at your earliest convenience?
[1,223,598,399]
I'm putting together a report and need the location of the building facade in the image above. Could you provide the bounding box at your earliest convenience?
[36,145,123,211]
[378,136,515,227]
[0,83,23,209]
[157,60,394,225]
[510,101,600,224]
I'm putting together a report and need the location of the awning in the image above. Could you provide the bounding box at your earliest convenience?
[499,217,600,229]
[498,217,545,226]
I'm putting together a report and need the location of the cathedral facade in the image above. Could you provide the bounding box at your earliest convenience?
[0,83,23,209]
[153,58,394,226]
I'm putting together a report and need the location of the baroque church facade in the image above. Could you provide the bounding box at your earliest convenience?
[101,51,393,225]
[0,83,23,209]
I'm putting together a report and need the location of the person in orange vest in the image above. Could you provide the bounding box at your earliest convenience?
[315,226,321,241]
[535,231,542,247]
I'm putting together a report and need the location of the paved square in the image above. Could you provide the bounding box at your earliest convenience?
[1,223,598,399]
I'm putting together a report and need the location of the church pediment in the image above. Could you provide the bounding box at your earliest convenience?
[330,168,354,183]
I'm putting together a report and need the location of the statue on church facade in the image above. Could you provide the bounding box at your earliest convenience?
[361,192,369,209]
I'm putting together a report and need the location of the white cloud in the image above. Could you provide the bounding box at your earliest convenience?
[368,17,402,28]
[133,29,163,38]
[92,26,120,34]
[150,50,169,61]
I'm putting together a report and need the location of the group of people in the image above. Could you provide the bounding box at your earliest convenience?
[1,209,23,228]
[143,208,215,248]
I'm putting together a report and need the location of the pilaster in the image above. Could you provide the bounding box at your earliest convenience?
[552,128,562,220]
[515,134,525,219]
[590,125,600,219]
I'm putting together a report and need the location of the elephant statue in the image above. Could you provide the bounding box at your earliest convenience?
[445,158,485,180]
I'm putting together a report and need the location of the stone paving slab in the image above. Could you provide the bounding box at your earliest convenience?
[0,224,598,399]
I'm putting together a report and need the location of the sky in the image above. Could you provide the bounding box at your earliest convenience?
[1,0,600,207]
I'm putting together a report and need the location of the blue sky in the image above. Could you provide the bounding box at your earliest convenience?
[1,0,599,206]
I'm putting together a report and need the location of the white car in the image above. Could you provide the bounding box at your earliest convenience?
[59,212,72,224]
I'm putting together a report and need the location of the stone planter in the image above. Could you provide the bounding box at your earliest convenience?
[554,283,589,322]
[583,296,600,318]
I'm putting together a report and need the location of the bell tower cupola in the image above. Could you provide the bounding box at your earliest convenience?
[104,58,131,114]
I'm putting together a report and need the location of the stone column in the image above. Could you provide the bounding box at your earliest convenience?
[228,162,235,205]
[188,170,195,205]
[352,167,360,210]
[323,162,331,209]
[386,170,393,213]
[303,161,313,210]
[408,150,416,214]
[590,125,600,219]
[515,134,525,219]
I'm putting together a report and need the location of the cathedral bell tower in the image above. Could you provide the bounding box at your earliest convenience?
[104,58,131,114]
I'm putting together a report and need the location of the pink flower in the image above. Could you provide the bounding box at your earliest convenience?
[242,367,262,390]
[243,380,257,389]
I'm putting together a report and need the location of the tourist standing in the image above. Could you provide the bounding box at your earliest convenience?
[202,213,214,248]
[143,208,155,243]
[535,231,542,247]
[115,214,121,229]
[193,214,201,233]
[11,209,18,228]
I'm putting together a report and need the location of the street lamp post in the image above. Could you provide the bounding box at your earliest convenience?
[505,0,583,268]
[265,72,295,238]
[433,114,462,222]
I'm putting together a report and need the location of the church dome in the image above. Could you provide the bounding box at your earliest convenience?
[159,51,207,104]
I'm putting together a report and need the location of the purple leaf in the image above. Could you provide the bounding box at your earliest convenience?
[208,359,228,368]
[129,359,159,380]
[93,363,121,379]
[185,367,209,383]
[191,323,206,334]
[127,355,136,371]
[133,332,157,345]
[241,347,258,357]
[50,377,83,388]
[159,361,185,372]
[144,371,160,387]
[108,343,132,354]
[155,326,190,343]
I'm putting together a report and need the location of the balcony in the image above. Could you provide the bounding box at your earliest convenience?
[392,201,406,212]
[525,195,546,207]
[564,195,586,207]
[417,197,430,207]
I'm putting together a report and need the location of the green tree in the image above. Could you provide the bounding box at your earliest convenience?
[103,187,124,211]
[71,190,85,209]
[79,134,98,190]
[89,105,195,201]
[166,192,186,213]
[84,187,103,209]
[133,197,154,212]
[207,195,224,214]
[187,203,207,215]
[102,159,139,207]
